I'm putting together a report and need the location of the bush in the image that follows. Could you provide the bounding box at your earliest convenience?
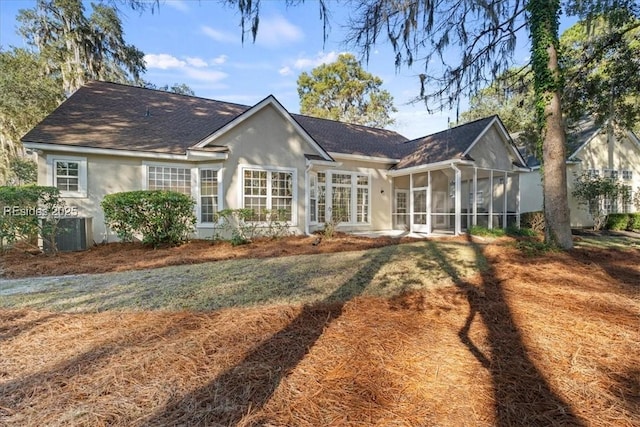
[215,208,292,245]
[629,213,640,231]
[506,225,538,237]
[520,211,545,233]
[102,190,195,246]
[0,185,67,253]
[605,213,629,231]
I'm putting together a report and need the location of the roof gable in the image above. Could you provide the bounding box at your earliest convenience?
[195,95,333,161]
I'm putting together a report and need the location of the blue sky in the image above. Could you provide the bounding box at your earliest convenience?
[1,0,557,139]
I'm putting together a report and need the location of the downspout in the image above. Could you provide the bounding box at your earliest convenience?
[451,163,462,235]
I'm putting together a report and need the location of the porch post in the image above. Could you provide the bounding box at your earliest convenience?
[473,167,478,227]
[427,170,432,234]
[452,165,462,235]
[409,173,414,233]
[488,170,494,229]
[516,173,521,228]
[503,171,508,229]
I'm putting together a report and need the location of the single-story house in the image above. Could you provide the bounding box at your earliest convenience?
[520,119,640,227]
[22,81,529,244]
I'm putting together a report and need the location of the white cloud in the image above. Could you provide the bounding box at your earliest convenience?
[165,0,189,13]
[144,53,186,69]
[201,25,239,44]
[279,66,292,76]
[292,51,343,70]
[212,55,228,65]
[184,68,228,83]
[185,56,208,68]
[255,15,304,47]
[144,53,228,84]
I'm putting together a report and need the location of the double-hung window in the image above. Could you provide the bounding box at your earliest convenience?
[242,167,294,222]
[48,155,87,198]
[200,169,218,223]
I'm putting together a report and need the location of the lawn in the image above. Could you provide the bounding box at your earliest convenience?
[0,234,638,426]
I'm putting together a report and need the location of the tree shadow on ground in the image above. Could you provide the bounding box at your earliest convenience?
[425,238,585,426]
[142,248,393,426]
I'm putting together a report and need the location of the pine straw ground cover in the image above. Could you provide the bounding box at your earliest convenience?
[0,237,639,426]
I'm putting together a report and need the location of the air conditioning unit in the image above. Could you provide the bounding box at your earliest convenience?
[43,217,93,252]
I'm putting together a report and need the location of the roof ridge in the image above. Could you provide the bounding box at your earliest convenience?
[404,115,497,143]
[86,80,253,109]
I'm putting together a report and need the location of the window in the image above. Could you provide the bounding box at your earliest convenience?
[55,161,79,192]
[586,169,600,178]
[242,168,294,222]
[622,170,633,181]
[603,169,619,180]
[317,172,326,223]
[331,174,352,222]
[148,165,191,194]
[469,191,484,207]
[622,185,633,213]
[356,175,369,223]
[200,169,218,223]
[309,174,317,223]
[49,156,87,197]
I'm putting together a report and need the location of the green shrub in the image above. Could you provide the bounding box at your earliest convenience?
[629,213,640,231]
[102,190,196,246]
[605,213,630,231]
[520,211,545,232]
[506,225,538,237]
[0,185,67,253]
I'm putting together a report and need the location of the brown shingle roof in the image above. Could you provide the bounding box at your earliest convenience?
[22,81,250,154]
[22,81,504,168]
[394,116,497,169]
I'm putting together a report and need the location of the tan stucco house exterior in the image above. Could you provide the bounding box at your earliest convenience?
[22,81,528,243]
[520,119,640,228]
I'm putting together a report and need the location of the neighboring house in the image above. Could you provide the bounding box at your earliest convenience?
[22,81,528,243]
[520,119,640,227]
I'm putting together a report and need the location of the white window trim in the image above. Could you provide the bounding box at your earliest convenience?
[47,154,88,198]
[325,170,372,226]
[238,165,298,226]
[142,162,223,227]
[308,172,318,225]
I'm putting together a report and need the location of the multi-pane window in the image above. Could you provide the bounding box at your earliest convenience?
[243,168,293,222]
[469,191,484,207]
[622,185,633,213]
[586,169,600,178]
[603,169,619,180]
[55,161,79,192]
[309,174,317,223]
[200,169,218,223]
[148,166,191,194]
[331,173,352,222]
[317,173,326,223]
[356,175,369,223]
[622,170,633,181]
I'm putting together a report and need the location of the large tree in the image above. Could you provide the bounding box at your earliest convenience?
[0,48,63,184]
[17,0,146,95]
[297,53,396,127]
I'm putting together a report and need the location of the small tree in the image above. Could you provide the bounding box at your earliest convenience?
[572,173,630,230]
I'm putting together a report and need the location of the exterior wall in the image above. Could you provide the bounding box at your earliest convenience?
[208,105,325,237]
[520,129,640,228]
[38,152,142,243]
[467,126,520,171]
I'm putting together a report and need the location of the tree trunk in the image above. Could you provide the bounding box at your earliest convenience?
[542,43,573,249]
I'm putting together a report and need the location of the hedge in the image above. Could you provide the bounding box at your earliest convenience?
[102,190,196,246]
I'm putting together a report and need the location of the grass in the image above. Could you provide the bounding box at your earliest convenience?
[0,241,481,312]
